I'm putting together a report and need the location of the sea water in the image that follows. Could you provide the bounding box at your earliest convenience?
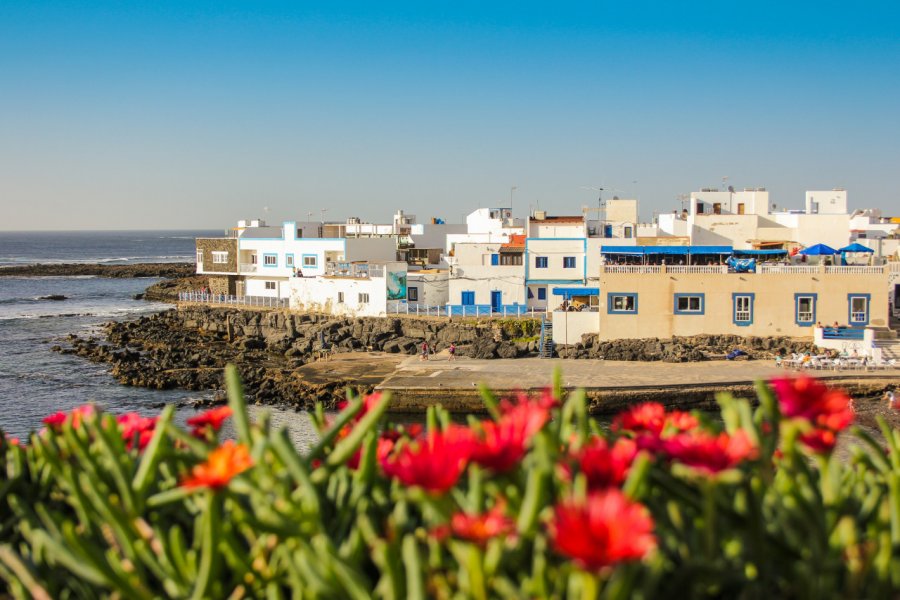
[0,230,321,446]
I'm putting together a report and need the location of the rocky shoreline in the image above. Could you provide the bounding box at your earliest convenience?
[0,262,196,279]
[54,305,829,410]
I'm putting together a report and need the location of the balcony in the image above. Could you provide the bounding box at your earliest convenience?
[325,261,385,279]
[239,263,258,273]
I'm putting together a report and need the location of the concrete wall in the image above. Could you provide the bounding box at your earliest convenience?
[245,277,289,298]
[597,268,889,340]
[196,238,238,274]
[806,190,848,215]
[605,199,638,223]
[526,238,587,284]
[344,237,397,262]
[407,271,449,306]
[552,311,600,346]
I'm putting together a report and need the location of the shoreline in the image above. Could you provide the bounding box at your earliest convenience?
[0,262,195,279]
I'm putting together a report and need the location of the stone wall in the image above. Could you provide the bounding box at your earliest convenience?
[196,238,238,273]
[207,275,237,295]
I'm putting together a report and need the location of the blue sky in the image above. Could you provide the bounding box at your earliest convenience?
[1,1,898,229]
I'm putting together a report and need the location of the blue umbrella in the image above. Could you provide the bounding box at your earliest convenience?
[799,243,837,256]
[838,242,874,253]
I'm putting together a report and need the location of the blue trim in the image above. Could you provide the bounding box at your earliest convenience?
[537,287,546,300]
[732,292,755,326]
[674,293,705,315]
[823,327,865,340]
[301,253,319,268]
[794,293,817,326]
[847,293,871,326]
[285,253,295,267]
[491,253,499,266]
[461,291,475,305]
[553,287,599,296]
[608,292,638,314]
[526,279,584,285]
[262,253,278,268]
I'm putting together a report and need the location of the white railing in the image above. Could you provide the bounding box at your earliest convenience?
[239,263,258,273]
[666,266,729,274]
[386,303,541,319]
[825,266,884,274]
[324,262,385,278]
[758,265,820,274]
[178,292,289,309]
[889,262,900,273]
[603,266,663,274]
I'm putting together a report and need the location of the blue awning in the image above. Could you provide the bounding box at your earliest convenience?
[552,287,600,297]
[643,246,689,255]
[838,243,874,253]
[733,249,788,256]
[689,245,733,254]
[600,246,644,255]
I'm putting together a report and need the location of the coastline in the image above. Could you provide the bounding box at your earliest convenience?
[0,262,195,278]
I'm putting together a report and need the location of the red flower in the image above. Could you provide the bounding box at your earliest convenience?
[182,440,253,489]
[42,405,96,432]
[434,502,515,545]
[346,436,396,470]
[337,392,383,422]
[662,429,757,475]
[470,396,551,472]
[771,376,854,432]
[187,406,233,437]
[380,426,474,494]
[550,489,656,570]
[798,428,838,454]
[42,412,67,430]
[116,413,158,451]
[612,403,666,436]
[665,410,699,433]
[569,437,638,490]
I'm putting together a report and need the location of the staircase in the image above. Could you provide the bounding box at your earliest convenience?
[871,327,900,362]
[539,316,555,358]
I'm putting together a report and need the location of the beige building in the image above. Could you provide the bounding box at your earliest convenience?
[596,265,889,341]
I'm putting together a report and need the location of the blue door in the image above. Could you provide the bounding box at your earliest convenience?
[491,291,502,311]
[461,291,475,305]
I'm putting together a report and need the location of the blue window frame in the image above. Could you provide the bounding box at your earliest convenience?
[461,291,475,305]
[674,293,704,315]
[491,253,499,266]
[535,256,548,269]
[285,254,295,267]
[608,293,638,314]
[537,287,547,300]
[732,293,754,326]
[563,256,576,268]
[847,293,870,326]
[302,254,318,268]
[263,253,278,267]
[794,293,817,326]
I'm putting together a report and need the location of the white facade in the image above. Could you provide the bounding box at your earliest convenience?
[691,189,770,217]
[448,243,526,308]
[806,190,848,215]
[406,270,449,306]
[288,262,408,317]
[445,208,526,254]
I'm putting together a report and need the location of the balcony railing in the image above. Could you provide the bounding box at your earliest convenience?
[325,262,385,279]
[666,266,728,274]
[239,263,258,273]
[758,265,819,274]
[824,266,884,274]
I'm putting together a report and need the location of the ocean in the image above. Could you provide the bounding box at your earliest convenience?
[0,230,322,445]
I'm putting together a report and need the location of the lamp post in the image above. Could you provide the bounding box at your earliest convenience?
[510,186,518,216]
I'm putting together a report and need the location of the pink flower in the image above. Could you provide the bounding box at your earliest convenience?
[116,413,158,451]
[550,490,656,570]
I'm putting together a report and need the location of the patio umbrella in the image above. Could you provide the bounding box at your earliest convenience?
[799,243,837,256]
[837,242,874,253]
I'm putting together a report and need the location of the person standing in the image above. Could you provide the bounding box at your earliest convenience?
[420,341,429,361]
[448,343,456,361]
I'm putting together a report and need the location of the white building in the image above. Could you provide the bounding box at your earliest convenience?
[288,261,409,317]
[448,239,527,311]
[406,269,450,307]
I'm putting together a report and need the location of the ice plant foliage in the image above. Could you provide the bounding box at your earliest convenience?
[3,369,900,599]
[550,490,656,570]
[181,440,253,490]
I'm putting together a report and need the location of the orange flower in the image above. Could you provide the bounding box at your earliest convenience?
[182,440,253,489]
[433,502,515,545]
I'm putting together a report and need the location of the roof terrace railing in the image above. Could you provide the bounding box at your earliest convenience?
[324,261,385,278]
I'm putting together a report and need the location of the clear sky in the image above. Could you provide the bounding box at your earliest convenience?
[1,1,898,230]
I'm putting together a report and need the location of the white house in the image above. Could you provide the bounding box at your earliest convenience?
[448,239,527,312]
[406,269,450,307]
[288,261,409,317]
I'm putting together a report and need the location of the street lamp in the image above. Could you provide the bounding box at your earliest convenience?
[510,186,518,216]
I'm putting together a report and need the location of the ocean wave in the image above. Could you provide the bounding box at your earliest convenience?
[0,305,171,322]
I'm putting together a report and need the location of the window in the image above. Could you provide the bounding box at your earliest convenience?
[264,281,276,290]
[696,202,704,214]
[251,254,258,264]
[624,226,633,238]
[737,203,745,215]
[848,294,870,325]
[713,203,722,215]
[286,254,294,267]
[337,292,344,304]
[263,254,277,267]
[608,293,638,314]
[733,293,754,326]
[212,251,228,264]
[196,251,204,264]
[358,293,369,304]
[563,257,576,268]
[535,256,548,269]
[537,287,546,300]
[490,253,499,266]
[674,293,704,315]
[461,291,475,305]
[408,287,418,302]
[794,294,817,326]
[302,255,318,268]
[500,254,522,265]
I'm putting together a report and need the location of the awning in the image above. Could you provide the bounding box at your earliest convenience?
[689,246,733,254]
[838,243,874,253]
[552,287,600,297]
[800,243,837,256]
[601,246,644,255]
[643,246,689,255]
[733,249,788,256]
[601,245,733,256]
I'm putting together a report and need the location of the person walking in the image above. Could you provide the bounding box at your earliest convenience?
[448,343,456,361]
[420,341,429,361]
